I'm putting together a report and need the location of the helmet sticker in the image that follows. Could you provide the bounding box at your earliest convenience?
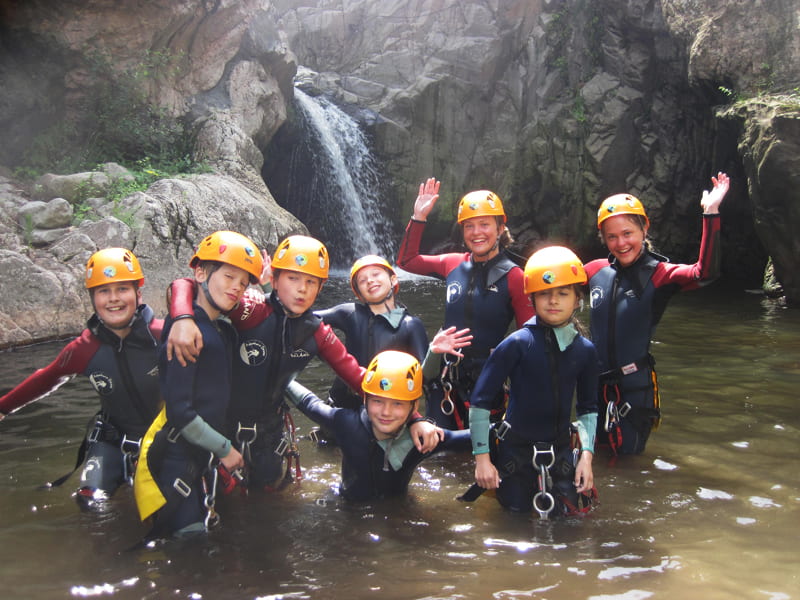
[542,270,556,284]
[295,254,308,267]
[219,244,227,255]
[379,377,392,391]
[245,245,256,258]
[468,201,480,211]
[103,266,117,279]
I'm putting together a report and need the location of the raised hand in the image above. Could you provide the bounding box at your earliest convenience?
[701,171,730,215]
[413,177,441,221]
[430,326,473,359]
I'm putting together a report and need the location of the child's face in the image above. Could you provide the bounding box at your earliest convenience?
[601,214,648,267]
[91,282,140,332]
[533,285,580,328]
[461,216,503,260]
[366,395,415,440]
[274,270,322,315]
[354,266,396,304]
[197,263,251,313]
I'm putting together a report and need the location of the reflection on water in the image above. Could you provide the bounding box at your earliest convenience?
[0,279,798,599]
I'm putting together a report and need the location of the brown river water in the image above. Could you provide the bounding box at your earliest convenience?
[0,277,797,600]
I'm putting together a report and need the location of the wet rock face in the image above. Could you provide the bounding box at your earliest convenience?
[269,0,798,297]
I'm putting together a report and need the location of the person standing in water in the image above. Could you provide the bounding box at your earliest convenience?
[0,248,162,511]
[469,246,599,518]
[315,255,430,411]
[584,172,730,455]
[397,178,534,429]
[136,230,261,538]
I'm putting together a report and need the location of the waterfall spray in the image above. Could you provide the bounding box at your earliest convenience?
[286,89,395,269]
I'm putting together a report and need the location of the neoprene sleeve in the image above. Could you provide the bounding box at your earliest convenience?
[576,412,598,454]
[469,407,491,455]
[180,415,232,458]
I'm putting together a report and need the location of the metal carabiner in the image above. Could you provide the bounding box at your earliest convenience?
[440,381,456,416]
[203,455,221,529]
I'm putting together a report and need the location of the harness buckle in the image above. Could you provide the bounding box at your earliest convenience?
[308,427,321,444]
[235,422,258,445]
[494,420,511,441]
[166,427,181,443]
[120,435,141,457]
[275,435,290,457]
[173,478,191,498]
[87,417,103,443]
[618,402,632,418]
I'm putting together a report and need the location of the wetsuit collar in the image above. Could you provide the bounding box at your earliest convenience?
[89,304,154,349]
[609,250,668,299]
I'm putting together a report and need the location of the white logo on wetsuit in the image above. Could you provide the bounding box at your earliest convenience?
[446,281,463,304]
[290,349,311,359]
[240,339,268,366]
[590,286,604,308]
[89,372,113,395]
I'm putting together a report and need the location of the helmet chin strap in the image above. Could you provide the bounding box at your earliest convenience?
[200,278,228,315]
[472,239,500,260]
[363,288,394,309]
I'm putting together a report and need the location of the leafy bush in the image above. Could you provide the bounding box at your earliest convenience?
[20,49,203,178]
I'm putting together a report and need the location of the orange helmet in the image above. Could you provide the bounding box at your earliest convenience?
[457,190,507,223]
[189,230,262,284]
[524,246,587,294]
[362,350,423,402]
[349,255,398,297]
[597,194,649,228]
[272,235,329,280]
[85,248,144,289]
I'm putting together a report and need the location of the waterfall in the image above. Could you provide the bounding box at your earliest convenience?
[281,88,395,269]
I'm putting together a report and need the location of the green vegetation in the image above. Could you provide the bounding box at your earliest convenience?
[69,158,210,226]
[18,48,205,179]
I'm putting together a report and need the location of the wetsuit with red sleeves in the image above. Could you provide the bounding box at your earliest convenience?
[0,305,163,497]
[170,279,364,489]
[584,213,722,455]
[397,218,534,429]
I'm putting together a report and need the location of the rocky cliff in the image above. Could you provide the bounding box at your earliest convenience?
[0,0,305,346]
[0,0,798,348]
[268,0,799,292]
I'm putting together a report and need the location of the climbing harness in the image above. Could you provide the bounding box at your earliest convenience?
[600,354,661,454]
[120,434,142,486]
[532,443,556,520]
